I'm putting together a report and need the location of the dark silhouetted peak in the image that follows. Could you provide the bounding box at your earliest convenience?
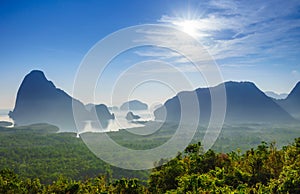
[26,70,47,80]
[223,81,262,94]
[88,104,115,129]
[224,81,255,87]
[15,70,57,102]
[155,81,295,124]
[277,81,300,119]
[126,111,141,120]
[86,103,115,120]
[23,70,55,88]
[286,82,300,101]
[9,70,88,131]
[223,81,267,103]
[120,100,148,110]
[94,104,115,120]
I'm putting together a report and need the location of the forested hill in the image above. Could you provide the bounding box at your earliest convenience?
[1,137,300,193]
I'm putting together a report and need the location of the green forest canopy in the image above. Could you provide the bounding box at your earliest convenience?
[1,137,300,193]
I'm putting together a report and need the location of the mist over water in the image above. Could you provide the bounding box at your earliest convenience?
[77,110,154,134]
[0,108,154,133]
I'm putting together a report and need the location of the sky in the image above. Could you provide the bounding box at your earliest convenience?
[1,0,300,109]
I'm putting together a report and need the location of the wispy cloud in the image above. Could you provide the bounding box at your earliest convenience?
[134,26,214,66]
[135,0,300,70]
[220,63,256,68]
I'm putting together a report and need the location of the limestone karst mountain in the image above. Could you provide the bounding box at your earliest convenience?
[154,81,296,124]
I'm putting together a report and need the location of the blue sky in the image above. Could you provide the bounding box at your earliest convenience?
[1,0,300,109]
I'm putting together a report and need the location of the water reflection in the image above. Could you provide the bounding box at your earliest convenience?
[0,109,154,133]
[77,110,154,134]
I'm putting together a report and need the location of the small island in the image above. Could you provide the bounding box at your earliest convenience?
[120,100,148,111]
[125,111,141,121]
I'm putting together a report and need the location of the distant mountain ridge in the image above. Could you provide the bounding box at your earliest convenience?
[265,91,288,99]
[9,70,114,131]
[154,81,297,124]
[9,70,300,128]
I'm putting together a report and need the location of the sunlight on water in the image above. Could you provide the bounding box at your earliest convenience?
[78,110,154,134]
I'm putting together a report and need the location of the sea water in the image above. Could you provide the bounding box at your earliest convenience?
[0,109,154,133]
[78,110,154,134]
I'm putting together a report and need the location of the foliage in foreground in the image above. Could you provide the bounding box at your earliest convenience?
[1,138,300,193]
[149,138,300,193]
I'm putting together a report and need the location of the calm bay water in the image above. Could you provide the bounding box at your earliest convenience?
[0,109,154,132]
[78,110,154,134]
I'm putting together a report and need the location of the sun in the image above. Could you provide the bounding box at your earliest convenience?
[177,20,199,37]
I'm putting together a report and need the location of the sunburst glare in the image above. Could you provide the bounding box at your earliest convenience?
[177,19,199,37]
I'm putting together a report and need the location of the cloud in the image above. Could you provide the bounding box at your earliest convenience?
[135,0,300,82]
[220,63,256,68]
[135,0,300,70]
[159,15,236,35]
[133,26,215,67]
